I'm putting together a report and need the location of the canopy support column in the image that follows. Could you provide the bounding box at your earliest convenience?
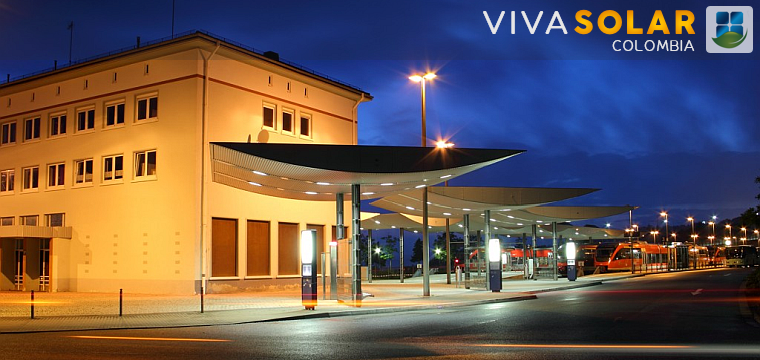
[351,184,362,305]
[399,228,405,283]
[484,210,492,291]
[552,222,558,281]
[463,214,470,289]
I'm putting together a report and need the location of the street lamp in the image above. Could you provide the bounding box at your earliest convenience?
[660,212,668,244]
[625,228,634,273]
[409,71,436,297]
[687,217,696,270]
[741,227,747,244]
[650,230,659,244]
[726,224,732,240]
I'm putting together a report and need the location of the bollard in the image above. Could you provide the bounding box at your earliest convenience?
[200,286,204,313]
[119,289,123,317]
[31,290,35,319]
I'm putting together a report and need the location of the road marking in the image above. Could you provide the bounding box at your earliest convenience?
[691,289,703,296]
[477,344,691,349]
[68,335,231,342]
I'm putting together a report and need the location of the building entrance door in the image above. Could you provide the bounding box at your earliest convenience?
[14,239,24,290]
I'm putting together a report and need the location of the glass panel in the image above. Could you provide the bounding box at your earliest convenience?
[33,118,40,138]
[51,117,59,135]
[117,104,125,124]
[104,157,113,180]
[57,164,65,186]
[282,112,292,132]
[1,124,7,144]
[263,107,274,128]
[115,156,123,179]
[106,106,115,126]
[60,115,66,134]
[136,153,146,176]
[85,160,93,182]
[8,171,13,191]
[48,165,56,187]
[87,110,94,129]
[0,172,6,191]
[300,116,310,136]
[137,99,147,120]
[31,168,38,188]
[147,151,156,176]
[78,111,86,130]
[25,119,32,140]
[148,97,158,118]
[76,162,84,183]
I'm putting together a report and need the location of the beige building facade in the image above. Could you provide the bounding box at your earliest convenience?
[0,32,370,294]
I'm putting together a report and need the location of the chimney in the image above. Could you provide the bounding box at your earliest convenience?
[263,51,279,61]
[136,36,141,48]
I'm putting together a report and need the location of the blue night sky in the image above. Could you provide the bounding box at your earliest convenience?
[1,0,758,230]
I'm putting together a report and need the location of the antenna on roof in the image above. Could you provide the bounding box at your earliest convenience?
[67,21,74,63]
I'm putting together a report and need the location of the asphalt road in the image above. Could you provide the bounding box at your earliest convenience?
[4,267,758,359]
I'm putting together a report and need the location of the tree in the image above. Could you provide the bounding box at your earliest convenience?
[410,238,423,264]
[431,232,463,267]
[378,234,399,268]
[740,207,760,229]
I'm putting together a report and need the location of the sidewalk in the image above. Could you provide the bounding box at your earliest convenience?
[0,272,639,334]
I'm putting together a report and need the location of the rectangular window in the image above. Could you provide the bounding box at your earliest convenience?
[50,114,67,137]
[105,102,125,127]
[74,159,93,185]
[0,169,14,193]
[300,113,312,138]
[47,163,65,188]
[45,213,64,227]
[278,222,300,276]
[1,122,16,145]
[263,104,276,129]
[77,108,95,131]
[103,155,124,182]
[247,220,271,276]
[282,109,294,134]
[22,166,39,191]
[134,150,157,178]
[24,117,40,141]
[0,217,13,226]
[212,218,238,277]
[137,96,158,120]
[20,215,38,226]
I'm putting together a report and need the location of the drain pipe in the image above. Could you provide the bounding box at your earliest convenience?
[200,41,220,295]
[351,93,368,145]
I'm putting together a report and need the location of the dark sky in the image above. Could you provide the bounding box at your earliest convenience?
[1,0,758,230]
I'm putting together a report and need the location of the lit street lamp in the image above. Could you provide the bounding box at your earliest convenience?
[660,212,668,244]
[650,230,660,244]
[687,217,696,270]
[409,71,436,297]
[741,227,747,244]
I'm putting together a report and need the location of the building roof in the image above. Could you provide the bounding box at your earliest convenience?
[0,30,371,99]
[210,142,524,201]
[370,186,599,218]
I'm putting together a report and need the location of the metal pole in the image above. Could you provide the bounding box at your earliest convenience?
[463,214,470,289]
[420,78,431,297]
[630,210,634,274]
[484,210,492,291]
[200,286,204,313]
[367,229,373,283]
[552,222,558,281]
[336,193,344,241]
[692,220,696,270]
[30,290,34,319]
[351,184,362,305]
[531,224,538,280]
[445,218,451,284]
[119,288,123,316]
[522,233,528,279]
[399,228,405,283]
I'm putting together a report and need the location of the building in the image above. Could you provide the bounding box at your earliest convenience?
[0,31,371,294]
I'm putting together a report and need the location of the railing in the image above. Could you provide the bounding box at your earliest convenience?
[1,30,362,91]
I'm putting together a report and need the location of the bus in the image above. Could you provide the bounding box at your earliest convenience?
[725,245,758,267]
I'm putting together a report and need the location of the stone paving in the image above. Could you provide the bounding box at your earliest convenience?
[0,272,639,333]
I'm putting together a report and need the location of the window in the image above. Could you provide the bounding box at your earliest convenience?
[45,213,64,227]
[105,102,125,127]
[136,95,158,121]
[20,215,38,226]
[50,113,67,137]
[103,155,124,182]
[23,117,40,141]
[282,109,294,134]
[74,159,94,185]
[0,217,13,226]
[76,108,95,131]
[263,104,276,129]
[300,113,312,138]
[47,163,65,188]
[0,169,14,193]
[22,166,39,191]
[1,122,16,145]
[134,150,157,178]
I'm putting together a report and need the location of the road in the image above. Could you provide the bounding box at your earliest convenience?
[3,267,758,359]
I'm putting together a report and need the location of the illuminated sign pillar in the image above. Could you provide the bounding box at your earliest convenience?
[301,229,318,310]
[566,241,577,282]
[488,238,502,292]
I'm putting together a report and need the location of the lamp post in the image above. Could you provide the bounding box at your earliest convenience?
[726,224,732,242]
[660,212,668,244]
[708,221,715,244]
[625,228,633,273]
[437,140,454,284]
[687,217,696,269]
[409,72,436,297]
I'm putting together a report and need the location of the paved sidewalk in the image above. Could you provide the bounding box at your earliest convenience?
[0,272,640,334]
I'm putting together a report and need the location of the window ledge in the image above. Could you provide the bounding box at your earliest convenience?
[132,176,157,183]
[209,276,241,281]
[134,118,158,125]
[72,183,94,189]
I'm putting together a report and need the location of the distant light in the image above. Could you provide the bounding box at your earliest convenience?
[536,220,543,223]
[458,224,463,228]
[304,191,318,195]
[440,174,452,179]
[316,182,330,186]
[374,220,381,224]
[443,212,452,216]
[605,223,611,228]
[414,230,418,233]
[380,183,393,186]
[375,248,381,254]
[517,223,523,226]
[435,140,454,149]
[406,206,415,210]
[463,208,471,211]
[507,216,515,219]
[252,170,267,176]
[248,182,262,187]
[391,226,396,229]
[415,184,426,188]
[362,192,375,195]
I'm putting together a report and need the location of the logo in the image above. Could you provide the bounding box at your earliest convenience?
[706,6,753,53]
